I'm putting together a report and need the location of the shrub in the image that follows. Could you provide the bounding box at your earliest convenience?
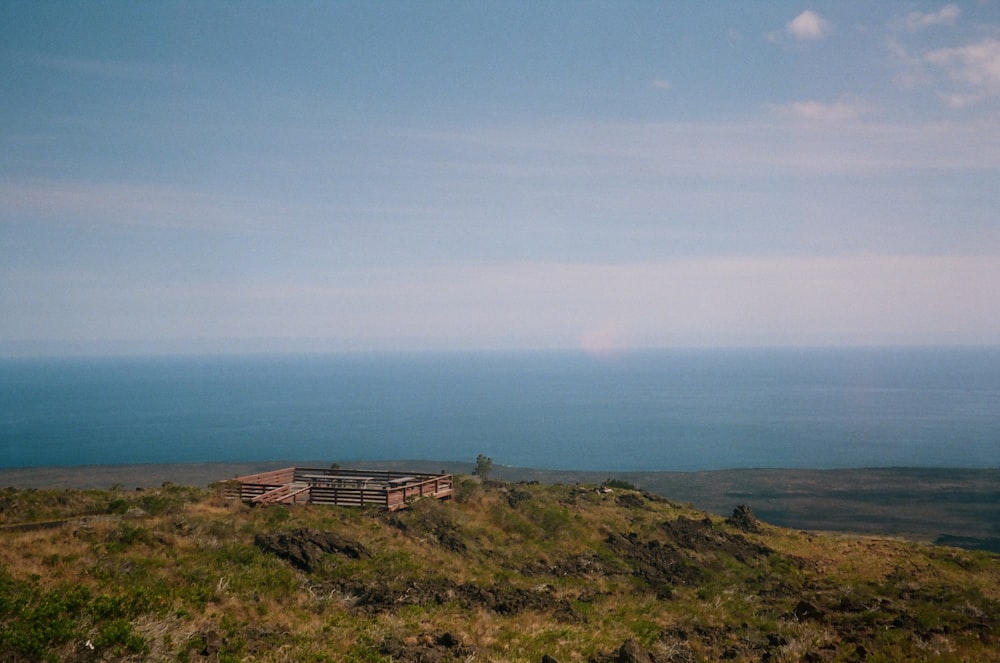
[0,576,90,661]
[105,523,151,552]
[93,618,148,655]
[603,478,639,491]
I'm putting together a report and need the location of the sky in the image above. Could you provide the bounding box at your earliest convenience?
[2,1,1000,356]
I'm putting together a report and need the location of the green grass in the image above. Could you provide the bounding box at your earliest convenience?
[0,478,996,661]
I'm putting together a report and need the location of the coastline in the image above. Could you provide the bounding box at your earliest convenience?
[2,461,998,552]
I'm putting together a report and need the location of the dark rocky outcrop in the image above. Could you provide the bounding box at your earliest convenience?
[197,629,223,657]
[606,531,702,599]
[451,581,562,616]
[791,599,825,621]
[254,528,368,572]
[725,504,759,533]
[616,492,646,509]
[588,638,658,663]
[604,517,774,600]
[662,515,772,561]
[523,552,614,578]
[616,638,655,663]
[386,503,468,553]
[380,631,474,662]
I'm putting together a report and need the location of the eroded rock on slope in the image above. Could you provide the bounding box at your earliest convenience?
[253,528,368,572]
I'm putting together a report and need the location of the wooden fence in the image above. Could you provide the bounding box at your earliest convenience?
[223,467,454,511]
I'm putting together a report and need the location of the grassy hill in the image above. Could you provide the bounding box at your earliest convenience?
[1,477,997,662]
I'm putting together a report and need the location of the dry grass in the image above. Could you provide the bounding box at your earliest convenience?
[0,479,997,662]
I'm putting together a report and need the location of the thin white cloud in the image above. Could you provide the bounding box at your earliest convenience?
[409,113,1000,184]
[648,79,671,90]
[890,33,1000,107]
[9,256,998,349]
[26,54,183,83]
[936,91,985,108]
[924,38,1000,96]
[901,4,960,32]
[0,179,274,231]
[887,36,929,89]
[786,10,831,41]
[776,99,869,122]
[280,255,1000,347]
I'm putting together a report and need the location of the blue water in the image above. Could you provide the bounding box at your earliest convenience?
[1,347,998,471]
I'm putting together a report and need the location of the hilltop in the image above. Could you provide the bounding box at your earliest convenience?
[4,463,998,553]
[1,476,998,662]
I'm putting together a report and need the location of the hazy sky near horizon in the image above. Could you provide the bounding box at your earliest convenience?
[3,1,1000,355]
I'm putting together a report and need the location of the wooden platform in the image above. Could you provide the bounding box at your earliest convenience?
[223,467,454,511]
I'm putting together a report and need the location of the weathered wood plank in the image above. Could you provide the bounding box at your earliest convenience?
[229,467,454,510]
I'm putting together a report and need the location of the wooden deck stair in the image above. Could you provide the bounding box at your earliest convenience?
[250,482,310,505]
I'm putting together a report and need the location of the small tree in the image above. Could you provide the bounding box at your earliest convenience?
[473,454,493,480]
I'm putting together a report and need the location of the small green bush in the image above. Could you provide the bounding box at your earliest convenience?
[0,576,90,661]
[93,618,148,655]
[603,478,639,491]
[105,522,151,552]
[106,497,129,514]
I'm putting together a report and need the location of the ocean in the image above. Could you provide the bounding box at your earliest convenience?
[1,347,998,471]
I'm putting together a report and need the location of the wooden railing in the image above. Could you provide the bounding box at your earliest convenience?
[225,467,297,502]
[385,474,454,510]
[226,467,453,510]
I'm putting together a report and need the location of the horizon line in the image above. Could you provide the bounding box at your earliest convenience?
[3,340,999,361]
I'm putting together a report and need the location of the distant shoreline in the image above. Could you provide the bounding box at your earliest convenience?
[2,461,998,552]
[2,459,995,489]
[0,460,515,490]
